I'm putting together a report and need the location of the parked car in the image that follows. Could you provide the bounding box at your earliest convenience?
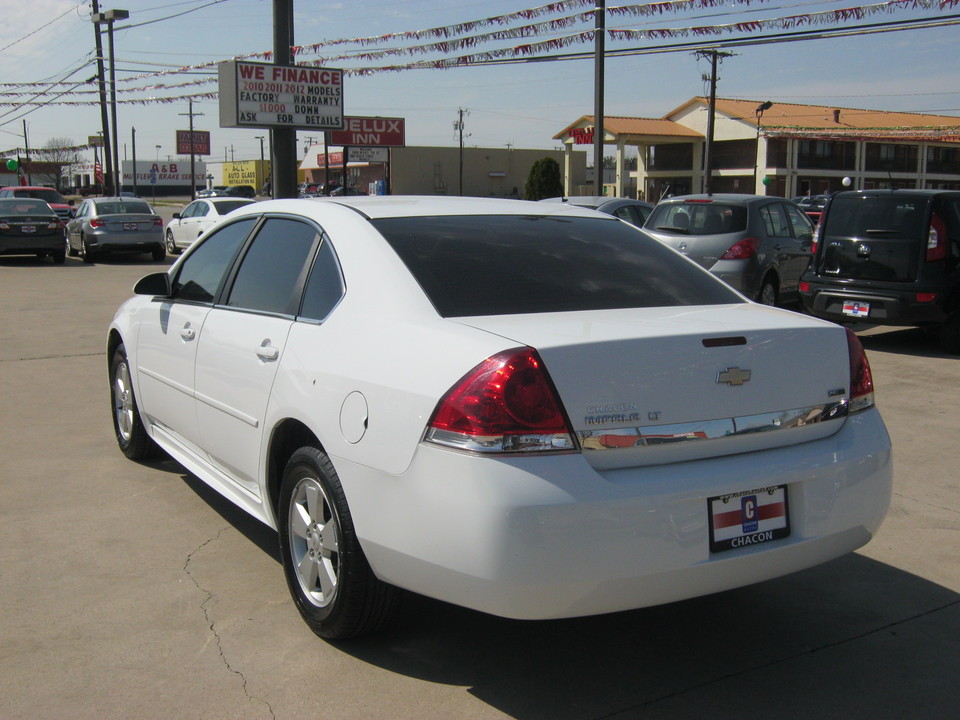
[644,194,815,306]
[328,185,367,197]
[108,196,891,639]
[796,195,829,224]
[197,186,228,198]
[0,185,74,221]
[0,198,66,263]
[164,197,255,253]
[222,184,257,199]
[540,195,654,227]
[800,189,960,352]
[66,196,164,263]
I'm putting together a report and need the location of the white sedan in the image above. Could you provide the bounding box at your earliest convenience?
[163,197,254,253]
[108,196,892,639]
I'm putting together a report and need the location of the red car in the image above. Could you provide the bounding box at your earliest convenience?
[0,186,75,221]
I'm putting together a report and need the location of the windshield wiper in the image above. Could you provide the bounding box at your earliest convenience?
[655,225,691,234]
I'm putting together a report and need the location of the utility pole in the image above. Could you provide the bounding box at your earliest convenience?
[593,0,605,194]
[91,0,113,195]
[695,49,734,195]
[22,120,31,184]
[271,0,297,199]
[179,99,203,199]
[131,126,137,196]
[454,108,469,195]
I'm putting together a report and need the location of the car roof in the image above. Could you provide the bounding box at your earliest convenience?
[658,194,780,206]
[238,195,615,221]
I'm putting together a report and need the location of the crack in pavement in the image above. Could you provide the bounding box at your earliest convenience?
[595,598,960,719]
[893,491,960,516]
[184,528,277,720]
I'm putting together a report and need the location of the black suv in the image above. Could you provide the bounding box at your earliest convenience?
[800,189,960,352]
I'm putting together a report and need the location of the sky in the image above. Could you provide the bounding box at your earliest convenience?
[1,0,958,168]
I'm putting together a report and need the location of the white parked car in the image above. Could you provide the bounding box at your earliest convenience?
[108,196,892,639]
[164,197,255,254]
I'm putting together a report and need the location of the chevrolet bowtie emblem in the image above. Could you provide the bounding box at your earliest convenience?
[717,367,752,386]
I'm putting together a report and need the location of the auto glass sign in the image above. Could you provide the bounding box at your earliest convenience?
[218,61,344,131]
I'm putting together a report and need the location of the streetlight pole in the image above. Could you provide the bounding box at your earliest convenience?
[754,101,773,193]
[93,8,129,196]
[90,1,113,195]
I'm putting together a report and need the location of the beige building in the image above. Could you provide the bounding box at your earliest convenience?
[555,98,960,200]
[300,145,587,198]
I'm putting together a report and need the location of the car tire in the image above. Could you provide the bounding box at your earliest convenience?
[940,310,960,354]
[165,230,180,255]
[757,278,778,306]
[52,249,66,264]
[110,343,159,460]
[151,245,166,262]
[67,239,79,257]
[278,446,398,639]
[80,236,97,264]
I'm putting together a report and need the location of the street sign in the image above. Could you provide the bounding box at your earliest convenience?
[176,130,211,155]
[218,61,344,131]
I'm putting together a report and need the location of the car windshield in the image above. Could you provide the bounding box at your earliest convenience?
[10,188,66,204]
[373,214,743,317]
[822,195,929,237]
[648,202,748,235]
[0,198,53,215]
[213,200,251,214]
[95,200,152,215]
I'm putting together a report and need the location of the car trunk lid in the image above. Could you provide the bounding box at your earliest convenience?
[454,304,851,470]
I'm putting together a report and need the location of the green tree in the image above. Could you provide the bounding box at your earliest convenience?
[524,157,563,200]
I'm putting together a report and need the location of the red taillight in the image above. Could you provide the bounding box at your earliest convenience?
[89,218,105,228]
[915,292,937,303]
[799,281,810,293]
[845,329,875,413]
[721,237,761,260]
[426,347,575,453]
[153,217,163,227]
[926,212,947,262]
[811,223,822,256]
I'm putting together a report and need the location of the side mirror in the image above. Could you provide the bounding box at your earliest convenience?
[133,272,172,297]
[172,212,181,219]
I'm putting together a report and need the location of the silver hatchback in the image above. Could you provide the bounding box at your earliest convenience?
[644,194,814,305]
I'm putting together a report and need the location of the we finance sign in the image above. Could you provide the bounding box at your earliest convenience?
[328,117,405,147]
[218,60,344,131]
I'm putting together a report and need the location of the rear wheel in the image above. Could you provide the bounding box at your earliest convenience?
[110,343,158,460]
[80,236,97,263]
[940,310,960,354]
[151,244,166,262]
[757,277,778,306]
[52,249,65,264]
[278,446,398,639]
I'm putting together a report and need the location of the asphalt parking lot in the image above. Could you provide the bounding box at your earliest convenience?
[1,212,958,719]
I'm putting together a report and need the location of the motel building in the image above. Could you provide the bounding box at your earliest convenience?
[555,97,960,201]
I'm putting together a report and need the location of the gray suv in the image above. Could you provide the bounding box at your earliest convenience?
[644,194,814,306]
[800,189,960,353]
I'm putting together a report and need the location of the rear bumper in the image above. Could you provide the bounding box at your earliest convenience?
[0,235,65,254]
[85,230,163,252]
[801,282,949,325]
[338,408,892,619]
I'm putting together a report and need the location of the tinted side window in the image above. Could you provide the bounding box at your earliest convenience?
[299,237,345,321]
[784,203,813,239]
[226,218,318,315]
[173,218,255,303]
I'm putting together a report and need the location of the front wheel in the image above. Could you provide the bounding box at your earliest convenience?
[110,343,158,460]
[278,447,398,639]
[80,236,97,264]
[165,230,180,255]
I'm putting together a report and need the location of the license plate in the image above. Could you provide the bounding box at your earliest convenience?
[708,485,789,553]
[21,225,35,233]
[842,300,870,318]
[123,222,139,231]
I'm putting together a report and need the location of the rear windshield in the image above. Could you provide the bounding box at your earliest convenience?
[647,202,748,235]
[823,195,929,238]
[0,198,54,216]
[95,200,152,215]
[214,200,251,214]
[373,215,743,317]
[9,188,66,204]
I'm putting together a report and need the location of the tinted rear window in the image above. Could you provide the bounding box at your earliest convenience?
[647,203,748,235]
[373,215,743,317]
[0,199,53,216]
[823,195,929,238]
[95,200,152,215]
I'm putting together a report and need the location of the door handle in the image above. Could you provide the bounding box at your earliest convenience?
[256,342,279,361]
[180,324,196,341]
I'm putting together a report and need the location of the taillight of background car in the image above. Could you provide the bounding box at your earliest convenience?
[90,218,105,228]
[927,212,947,262]
[720,237,761,260]
[425,347,576,453]
[846,329,875,413]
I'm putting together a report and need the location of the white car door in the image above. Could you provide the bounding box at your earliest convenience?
[136,217,256,453]
[194,216,322,494]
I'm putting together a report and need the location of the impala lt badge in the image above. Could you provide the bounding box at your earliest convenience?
[717,367,752,386]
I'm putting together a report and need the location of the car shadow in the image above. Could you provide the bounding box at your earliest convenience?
[160,455,959,718]
[856,325,955,360]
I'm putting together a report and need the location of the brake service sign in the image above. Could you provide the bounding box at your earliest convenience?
[218,61,344,131]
